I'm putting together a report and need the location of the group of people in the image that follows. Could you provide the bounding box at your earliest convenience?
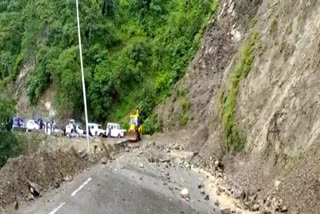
[38,119,57,135]
[11,117,57,135]
[11,117,25,128]
[61,122,93,138]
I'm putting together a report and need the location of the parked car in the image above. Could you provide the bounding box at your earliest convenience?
[65,119,84,137]
[106,123,126,138]
[26,120,40,131]
[88,123,106,137]
[12,117,25,129]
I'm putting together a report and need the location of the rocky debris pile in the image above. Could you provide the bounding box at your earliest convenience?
[217,181,289,213]
[238,191,288,213]
[135,140,290,214]
[191,154,290,214]
[0,206,7,214]
[0,148,99,210]
[100,157,108,165]
[215,175,288,213]
[197,183,211,201]
[256,196,288,214]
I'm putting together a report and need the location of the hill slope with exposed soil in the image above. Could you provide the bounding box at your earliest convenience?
[1,0,320,213]
[157,0,320,213]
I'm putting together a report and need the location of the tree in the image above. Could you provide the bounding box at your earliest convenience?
[0,0,216,126]
[88,60,119,121]
[102,0,117,17]
[0,95,22,167]
[0,95,15,130]
[51,47,84,118]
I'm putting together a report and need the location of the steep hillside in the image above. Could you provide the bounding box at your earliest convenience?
[2,0,320,212]
[0,0,216,126]
[158,0,320,213]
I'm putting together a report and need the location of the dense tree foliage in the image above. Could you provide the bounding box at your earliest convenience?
[0,0,216,127]
[0,95,22,167]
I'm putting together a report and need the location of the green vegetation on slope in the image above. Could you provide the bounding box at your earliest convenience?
[0,95,22,167]
[0,0,217,127]
[221,31,259,152]
[142,113,163,135]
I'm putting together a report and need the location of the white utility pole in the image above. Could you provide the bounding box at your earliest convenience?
[75,0,90,155]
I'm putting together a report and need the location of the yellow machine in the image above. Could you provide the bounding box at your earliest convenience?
[126,110,142,142]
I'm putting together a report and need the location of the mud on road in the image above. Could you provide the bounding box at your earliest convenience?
[1,135,255,214]
[0,134,121,213]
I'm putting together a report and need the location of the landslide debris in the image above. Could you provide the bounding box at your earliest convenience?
[130,139,259,214]
[0,148,91,210]
[155,0,320,213]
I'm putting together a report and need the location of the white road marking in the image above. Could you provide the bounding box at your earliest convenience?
[71,177,92,197]
[48,202,65,214]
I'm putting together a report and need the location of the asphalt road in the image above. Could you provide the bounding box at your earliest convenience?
[13,151,221,214]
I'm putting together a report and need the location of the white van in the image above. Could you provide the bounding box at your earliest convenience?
[88,123,106,137]
[106,123,126,138]
[26,120,40,132]
[65,119,84,137]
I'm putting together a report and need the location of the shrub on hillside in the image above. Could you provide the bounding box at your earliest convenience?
[142,114,162,135]
[0,95,22,167]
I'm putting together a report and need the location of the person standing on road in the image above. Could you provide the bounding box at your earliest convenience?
[44,121,48,134]
[49,121,53,135]
[9,118,13,130]
[89,126,93,137]
[52,120,56,133]
[62,124,66,136]
[46,121,48,135]
[108,126,111,137]
[38,119,43,130]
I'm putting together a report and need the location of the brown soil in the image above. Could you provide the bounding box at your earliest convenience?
[156,0,320,213]
[0,134,120,213]
[0,148,91,211]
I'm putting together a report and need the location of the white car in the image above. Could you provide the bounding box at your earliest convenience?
[106,123,126,138]
[88,123,106,137]
[26,120,40,131]
[65,120,84,137]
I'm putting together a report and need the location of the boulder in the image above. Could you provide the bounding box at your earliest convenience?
[204,194,210,200]
[180,188,190,199]
[100,157,107,165]
[221,208,231,214]
[27,180,42,197]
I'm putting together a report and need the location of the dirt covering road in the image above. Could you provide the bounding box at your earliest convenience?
[13,156,216,214]
[0,134,121,213]
[2,136,255,214]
